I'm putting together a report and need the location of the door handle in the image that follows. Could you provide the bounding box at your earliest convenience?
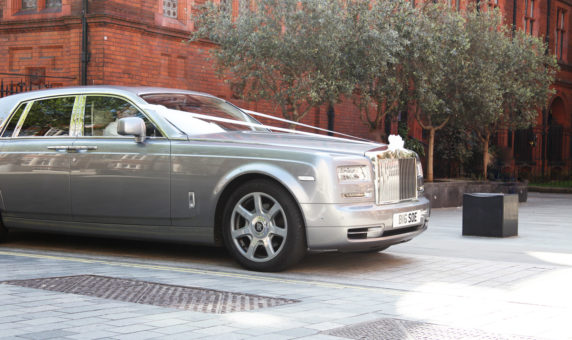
[69,146,98,151]
[47,146,70,151]
[48,146,98,152]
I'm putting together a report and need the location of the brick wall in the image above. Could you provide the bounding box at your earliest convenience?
[1,0,571,177]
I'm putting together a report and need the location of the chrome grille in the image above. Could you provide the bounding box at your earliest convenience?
[376,157,417,204]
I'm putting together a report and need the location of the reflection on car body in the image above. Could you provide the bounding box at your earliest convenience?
[0,86,430,271]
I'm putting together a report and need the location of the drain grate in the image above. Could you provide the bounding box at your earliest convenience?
[2,275,298,314]
[323,318,538,340]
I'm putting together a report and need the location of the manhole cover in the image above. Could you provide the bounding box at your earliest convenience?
[323,318,538,340]
[2,275,298,314]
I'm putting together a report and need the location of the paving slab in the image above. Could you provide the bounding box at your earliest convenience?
[0,192,570,339]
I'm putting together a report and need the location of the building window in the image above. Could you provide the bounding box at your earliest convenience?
[46,0,62,8]
[486,0,499,9]
[448,0,461,11]
[21,0,37,10]
[524,0,535,35]
[20,0,61,12]
[163,0,178,18]
[556,8,567,61]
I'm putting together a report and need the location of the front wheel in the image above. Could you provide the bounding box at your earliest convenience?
[222,179,306,272]
[0,217,7,243]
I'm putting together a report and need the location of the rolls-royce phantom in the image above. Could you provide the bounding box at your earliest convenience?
[0,86,430,271]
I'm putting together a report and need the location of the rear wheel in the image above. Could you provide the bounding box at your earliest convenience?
[222,179,306,272]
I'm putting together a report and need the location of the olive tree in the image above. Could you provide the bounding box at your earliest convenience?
[461,8,557,179]
[406,4,470,182]
[345,0,415,142]
[190,0,354,125]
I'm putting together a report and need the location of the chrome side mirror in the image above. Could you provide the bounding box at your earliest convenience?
[117,117,146,143]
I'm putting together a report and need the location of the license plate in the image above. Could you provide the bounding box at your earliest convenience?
[393,210,421,228]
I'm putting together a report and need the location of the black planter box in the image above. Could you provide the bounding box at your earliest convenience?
[462,193,518,237]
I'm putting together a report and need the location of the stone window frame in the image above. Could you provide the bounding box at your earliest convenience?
[524,0,536,36]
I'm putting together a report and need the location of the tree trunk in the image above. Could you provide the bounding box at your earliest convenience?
[427,128,435,182]
[482,132,490,180]
[368,129,384,143]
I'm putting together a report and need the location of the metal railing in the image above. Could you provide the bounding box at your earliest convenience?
[0,79,55,98]
[0,73,76,98]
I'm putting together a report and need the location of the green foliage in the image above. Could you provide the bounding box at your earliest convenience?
[345,0,415,134]
[460,7,557,179]
[190,0,354,123]
[530,180,572,188]
[190,1,557,181]
[434,122,475,163]
[398,121,425,157]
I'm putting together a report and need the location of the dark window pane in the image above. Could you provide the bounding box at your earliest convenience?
[18,97,75,137]
[514,128,533,163]
[2,104,27,137]
[548,124,563,163]
[22,0,37,10]
[46,0,61,8]
[84,96,162,137]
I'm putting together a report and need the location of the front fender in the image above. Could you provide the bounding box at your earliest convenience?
[213,161,317,205]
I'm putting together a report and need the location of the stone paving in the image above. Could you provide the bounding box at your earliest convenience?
[0,192,571,339]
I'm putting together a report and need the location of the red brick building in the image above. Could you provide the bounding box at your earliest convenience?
[1,0,571,179]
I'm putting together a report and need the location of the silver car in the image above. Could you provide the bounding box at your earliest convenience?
[0,86,430,271]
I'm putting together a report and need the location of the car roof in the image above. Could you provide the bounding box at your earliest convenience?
[0,85,215,102]
[0,86,218,122]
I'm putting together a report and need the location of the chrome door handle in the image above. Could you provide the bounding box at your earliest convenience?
[69,146,98,151]
[47,146,70,151]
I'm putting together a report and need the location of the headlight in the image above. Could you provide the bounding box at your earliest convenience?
[337,165,371,183]
[416,158,424,178]
[416,157,424,193]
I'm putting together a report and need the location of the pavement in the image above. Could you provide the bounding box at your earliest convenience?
[1,192,571,340]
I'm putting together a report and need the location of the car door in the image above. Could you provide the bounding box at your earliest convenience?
[0,96,77,221]
[70,95,171,226]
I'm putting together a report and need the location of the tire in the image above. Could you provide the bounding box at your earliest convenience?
[222,179,306,272]
[0,218,7,243]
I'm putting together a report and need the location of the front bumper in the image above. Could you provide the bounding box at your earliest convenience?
[301,196,430,252]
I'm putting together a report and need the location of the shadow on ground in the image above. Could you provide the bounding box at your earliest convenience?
[2,230,415,274]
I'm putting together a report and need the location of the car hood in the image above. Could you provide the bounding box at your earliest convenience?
[189,131,384,156]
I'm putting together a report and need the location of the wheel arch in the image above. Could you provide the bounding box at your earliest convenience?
[212,167,309,247]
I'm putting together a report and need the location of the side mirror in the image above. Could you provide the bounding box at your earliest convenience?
[117,117,146,143]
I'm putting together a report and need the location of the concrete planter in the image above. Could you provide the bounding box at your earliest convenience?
[424,180,527,208]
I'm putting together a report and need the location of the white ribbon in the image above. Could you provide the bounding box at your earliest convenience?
[142,104,378,146]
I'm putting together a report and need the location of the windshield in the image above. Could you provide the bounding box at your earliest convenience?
[140,93,264,136]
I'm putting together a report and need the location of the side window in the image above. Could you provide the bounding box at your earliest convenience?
[18,97,75,137]
[83,96,162,137]
[2,104,27,137]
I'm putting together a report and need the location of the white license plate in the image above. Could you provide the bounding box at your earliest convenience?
[393,210,421,228]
